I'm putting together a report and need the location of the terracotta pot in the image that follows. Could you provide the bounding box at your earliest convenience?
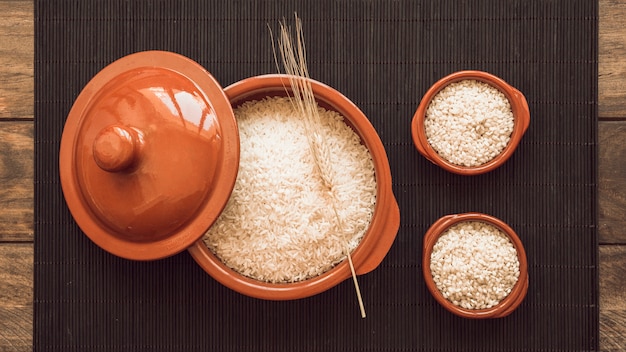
[188,74,401,300]
[422,212,529,319]
[411,70,530,175]
[59,51,240,260]
[59,51,400,299]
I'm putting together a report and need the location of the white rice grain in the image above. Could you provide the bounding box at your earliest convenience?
[203,96,377,283]
[424,79,514,167]
[430,221,520,310]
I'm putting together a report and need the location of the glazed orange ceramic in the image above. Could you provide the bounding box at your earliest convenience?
[188,74,401,300]
[59,51,240,261]
[422,213,529,319]
[411,70,530,175]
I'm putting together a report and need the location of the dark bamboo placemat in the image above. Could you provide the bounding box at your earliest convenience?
[34,1,598,351]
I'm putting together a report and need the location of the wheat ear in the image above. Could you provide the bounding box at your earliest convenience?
[270,14,366,318]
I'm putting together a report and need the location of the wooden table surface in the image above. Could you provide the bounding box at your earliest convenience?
[1,1,624,351]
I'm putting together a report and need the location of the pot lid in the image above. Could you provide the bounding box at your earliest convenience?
[59,51,240,261]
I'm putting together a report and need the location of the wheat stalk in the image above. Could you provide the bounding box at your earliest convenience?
[270,14,367,318]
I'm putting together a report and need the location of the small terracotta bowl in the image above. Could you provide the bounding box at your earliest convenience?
[188,74,401,300]
[411,70,530,175]
[422,212,529,319]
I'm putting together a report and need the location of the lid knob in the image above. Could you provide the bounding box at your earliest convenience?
[93,124,142,172]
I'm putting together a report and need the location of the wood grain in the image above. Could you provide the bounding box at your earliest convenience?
[598,121,626,245]
[0,0,33,120]
[599,245,626,351]
[0,244,32,352]
[0,306,31,352]
[0,122,33,242]
[599,0,626,119]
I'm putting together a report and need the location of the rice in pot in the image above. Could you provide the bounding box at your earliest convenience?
[203,96,377,283]
[424,79,515,167]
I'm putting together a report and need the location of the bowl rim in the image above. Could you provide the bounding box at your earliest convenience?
[411,70,530,175]
[188,74,400,300]
[422,212,529,319]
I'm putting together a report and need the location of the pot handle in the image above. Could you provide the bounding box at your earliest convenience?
[355,192,400,275]
[512,87,531,134]
[411,116,438,164]
[411,117,433,162]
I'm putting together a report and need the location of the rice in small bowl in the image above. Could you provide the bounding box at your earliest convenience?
[411,70,530,175]
[422,212,529,319]
[188,74,400,300]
